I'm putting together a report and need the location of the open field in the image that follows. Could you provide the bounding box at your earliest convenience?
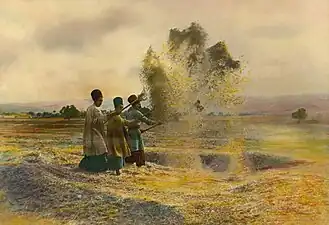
[1,116,329,224]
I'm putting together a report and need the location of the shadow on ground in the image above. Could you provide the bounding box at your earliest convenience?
[145,151,312,173]
[243,152,312,171]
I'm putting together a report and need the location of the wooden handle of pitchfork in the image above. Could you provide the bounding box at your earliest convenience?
[140,122,163,133]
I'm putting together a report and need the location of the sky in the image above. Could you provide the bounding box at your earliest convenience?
[0,0,329,103]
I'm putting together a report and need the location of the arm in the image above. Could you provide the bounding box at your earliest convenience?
[119,116,140,128]
[103,111,121,124]
[82,109,93,150]
[135,111,156,126]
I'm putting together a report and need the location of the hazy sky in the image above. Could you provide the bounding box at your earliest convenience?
[0,0,329,103]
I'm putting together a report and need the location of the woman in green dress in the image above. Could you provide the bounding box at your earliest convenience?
[79,89,111,172]
[106,97,138,175]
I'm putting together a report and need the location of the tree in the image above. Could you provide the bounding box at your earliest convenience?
[51,110,61,118]
[27,111,35,117]
[292,108,307,123]
[140,46,172,121]
[168,22,208,76]
[168,23,241,90]
[139,22,245,122]
[42,112,52,118]
[138,22,247,174]
[60,105,80,120]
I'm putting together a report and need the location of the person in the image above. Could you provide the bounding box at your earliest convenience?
[194,100,204,112]
[79,89,112,172]
[124,94,161,167]
[106,97,139,175]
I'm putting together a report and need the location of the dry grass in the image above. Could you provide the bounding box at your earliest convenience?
[1,116,329,224]
[0,191,63,225]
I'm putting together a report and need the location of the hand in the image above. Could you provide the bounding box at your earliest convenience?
[137,92,147,101]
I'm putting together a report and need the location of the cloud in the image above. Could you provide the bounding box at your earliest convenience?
[0,52,16,74]
[125,66,141,78]
[53,68,142,101]
[0,0,329,103]
[35,7,140,52]
[0,36,23,79]
[246,25,301,39]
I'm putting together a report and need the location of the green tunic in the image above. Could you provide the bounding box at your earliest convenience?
[125,107,156,152]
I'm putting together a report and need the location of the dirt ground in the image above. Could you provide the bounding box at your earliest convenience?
[1,116,329,224]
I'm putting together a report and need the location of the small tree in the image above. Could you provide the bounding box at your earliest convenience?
[60,105,80,120]
[27,111,35,117]
[292,108,307,123]
[60,105,69,115]
[42,112,51,118]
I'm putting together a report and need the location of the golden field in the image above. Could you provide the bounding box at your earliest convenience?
[0,116,329,225]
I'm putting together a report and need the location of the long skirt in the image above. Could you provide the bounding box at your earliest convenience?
[128,129,145,151]
[79,153,108,172]
[107,155,124,171]
[125,150,145,167]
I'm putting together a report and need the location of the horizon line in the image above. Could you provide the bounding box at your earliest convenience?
[1,92,329,105]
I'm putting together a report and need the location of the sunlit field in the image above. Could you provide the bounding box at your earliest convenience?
[1,116,329,225]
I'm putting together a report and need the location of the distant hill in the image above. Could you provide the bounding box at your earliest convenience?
[1,94,329,115]
[0,99,112,113]
[237,94,329,115]
[0,104,44,113]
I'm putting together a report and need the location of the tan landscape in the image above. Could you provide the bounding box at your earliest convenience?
[1,115,329,225]
[1,1,329,224]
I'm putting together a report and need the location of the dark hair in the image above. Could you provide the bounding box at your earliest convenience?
[91,89,103,101]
